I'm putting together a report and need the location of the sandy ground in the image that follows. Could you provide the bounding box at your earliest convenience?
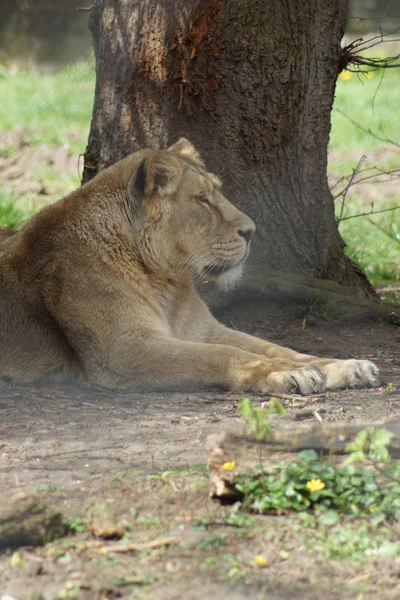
[1,304,399,600]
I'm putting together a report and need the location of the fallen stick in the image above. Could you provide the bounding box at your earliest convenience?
[84,537,180,553]
[261,392,326,402]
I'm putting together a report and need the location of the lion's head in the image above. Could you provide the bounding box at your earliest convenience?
[118,138,255,288]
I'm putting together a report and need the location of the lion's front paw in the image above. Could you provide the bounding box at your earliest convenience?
[324,359,380,390]
[234,360,327,395]
[267,365,327,395]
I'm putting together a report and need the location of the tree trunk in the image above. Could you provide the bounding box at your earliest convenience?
[83,0,366,287]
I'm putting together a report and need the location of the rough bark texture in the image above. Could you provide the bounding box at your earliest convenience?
[83,0,366,287]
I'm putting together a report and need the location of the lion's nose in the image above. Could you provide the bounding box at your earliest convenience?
[238,228,254,245]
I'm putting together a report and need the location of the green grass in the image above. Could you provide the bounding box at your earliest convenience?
[329,64,400,290]
[0,186,34,229]
[340,209,400,289]
[0,60,95,152]
[330,66,400,152]
[0,60,95,223]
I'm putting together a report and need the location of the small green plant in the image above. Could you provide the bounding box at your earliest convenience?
[36,484,58,493]
[197,534,227,551]
[307,295,320,316]
[322,302,338,320]
[229,423,399,521]
[225,506,257,528]
[64,515,87,533]
[304,519,398,561]
[237,397,286,440]
[344,426,394,465]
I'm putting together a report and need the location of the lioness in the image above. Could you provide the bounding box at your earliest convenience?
[0,139,379,393]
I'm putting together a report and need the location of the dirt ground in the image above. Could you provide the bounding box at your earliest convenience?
[1,302,400,600]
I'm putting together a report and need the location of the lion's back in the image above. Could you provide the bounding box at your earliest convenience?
[0,231,82,383]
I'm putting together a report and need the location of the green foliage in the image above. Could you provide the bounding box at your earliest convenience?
[0,187,33,229]
[340,209,400,289]
[197,534,227,551]
[303,518,398,561]
[330,67,400,152]
[0,61,95,152]
[235,450,399,519]
[231,415,400,521]
[35,484,58,494]
[330,67,400,290]
[63,515,87,533]
[345,426,394,465]
[237,397,286,440]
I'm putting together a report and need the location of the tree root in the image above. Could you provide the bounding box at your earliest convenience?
[201,266,399,324]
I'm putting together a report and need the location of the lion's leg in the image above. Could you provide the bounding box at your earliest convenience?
[204,323,379,390]
[84,338,326,395]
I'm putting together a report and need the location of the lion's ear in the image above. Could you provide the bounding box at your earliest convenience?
[167,138,204,168]
[133,150,184,198]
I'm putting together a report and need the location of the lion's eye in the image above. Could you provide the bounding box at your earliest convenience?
[197,194,210,206]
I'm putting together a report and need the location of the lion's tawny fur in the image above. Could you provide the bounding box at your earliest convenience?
[0,139,379,393]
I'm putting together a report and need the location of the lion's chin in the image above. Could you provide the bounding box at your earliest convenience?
[215,264,243,291]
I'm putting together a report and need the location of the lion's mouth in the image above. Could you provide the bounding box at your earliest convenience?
[203,263,232,276]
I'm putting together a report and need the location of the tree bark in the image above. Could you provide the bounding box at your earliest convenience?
[83,0,367,287]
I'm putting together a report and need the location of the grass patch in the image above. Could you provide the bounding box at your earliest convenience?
[340,208,400,288]
[0,186,35,229]
[0,60,95,153]
[209,399,400,563]
[329,65,400,290]
[303,519,398,561]
[330,65,400,153]
[221,399,400,562]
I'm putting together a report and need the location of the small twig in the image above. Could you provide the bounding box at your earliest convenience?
[339,29,400,73]
[313,410,323,423]
[339,205,400,222]
[372,67,385,113]
[337,155,366,223]
[77,4,93,11]
[333,168,400,200]
[261,392,326,403]
[335,109,400,149]
[367,217,400,245]
[84,537,179,553]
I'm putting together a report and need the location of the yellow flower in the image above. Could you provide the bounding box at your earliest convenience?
[339,70,352,81]
[306,478,325,492]
[254,555,268,567]
[221,460,236,471]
